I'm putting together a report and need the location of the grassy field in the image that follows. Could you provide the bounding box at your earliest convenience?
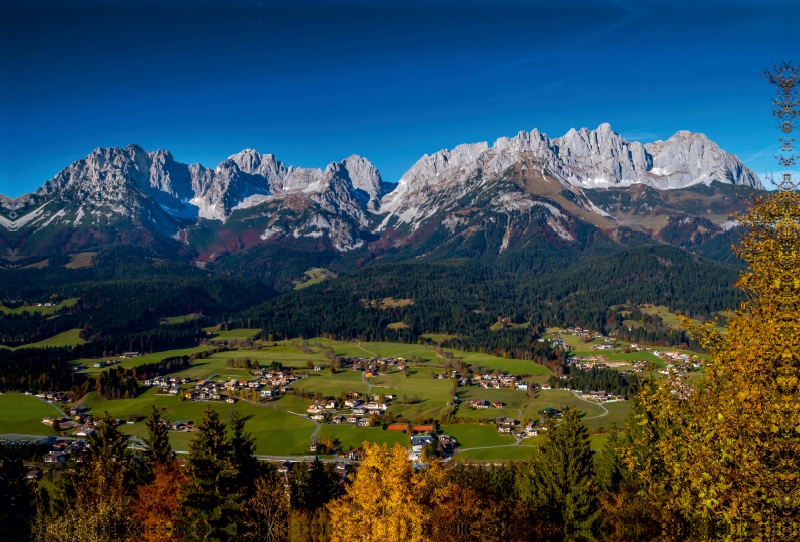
[0,298,77,315]
[160,313,204,325]
[0,393,64,435]
[489,321,530,331]
[206,328,262,340]
[290,370,369,397]
[12,331,634,460]
[442,424,515,448]
[455,446,534,462]
[521,389,607,421]
[294,268,337,290]
[77,345,212,375]
[544,331,709,367]
[3,328,87,350]
[315,425,409,451]
[82,389,315,455]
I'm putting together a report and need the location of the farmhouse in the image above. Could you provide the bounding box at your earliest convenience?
[470,399,489,409]
[411,435,435,453]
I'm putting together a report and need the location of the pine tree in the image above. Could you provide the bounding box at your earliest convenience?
[290,460,313,511]
[291,457,339,512]
[87,411,129,464]
[517,407,596,532]
[229,411,258,499]
[142,405,172,467]
[594,422,626,493]
[0,442,37,541]
[180,406,238,541]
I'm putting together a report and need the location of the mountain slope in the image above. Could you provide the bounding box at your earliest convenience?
[0,124,761,262]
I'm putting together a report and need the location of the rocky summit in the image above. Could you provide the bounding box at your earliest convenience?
[0,124,761,261]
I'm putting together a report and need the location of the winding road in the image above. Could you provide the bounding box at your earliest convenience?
[454,391,612,455]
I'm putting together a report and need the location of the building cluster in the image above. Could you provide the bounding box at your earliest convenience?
[307,391,396,425]
[351,356,405,376]
[468,399,506,409]
[144,376,193,395]
[654,350,703,370]
[43,439,90,465]
[494,416,551,437]
[440,369,532,391]
[577,390,626,402]
[143,368,306,403]
[92,359,121,368]
[42,405,124,437]
[33,390,72,403]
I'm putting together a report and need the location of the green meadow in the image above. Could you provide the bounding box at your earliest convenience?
[24,333,634,461]
[0,298,77,315]
[82,388,315,456]
[2,328,87,350]
[0,393,64,435]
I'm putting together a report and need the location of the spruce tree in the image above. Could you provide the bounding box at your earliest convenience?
[290,460,313,510]
[594,422,626,493]
[517,407,596,532]
[0,443,37,541]
[229,411,258,499]
[180,406,237,541]
[142,405,172,467]
[88,411,130,464]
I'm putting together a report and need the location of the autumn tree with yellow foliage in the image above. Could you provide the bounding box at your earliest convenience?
[626,63,800,538]
[327,442,447,542]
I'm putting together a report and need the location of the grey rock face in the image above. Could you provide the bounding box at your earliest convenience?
[643,131,762,189]
[378,123,762,229]
[0,124,761,254]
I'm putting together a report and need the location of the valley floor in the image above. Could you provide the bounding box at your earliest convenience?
[0,332,693,461]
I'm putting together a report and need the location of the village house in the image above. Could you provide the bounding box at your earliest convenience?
[470,399,489,409]
[411,435,435,453]
[345,449,364,460]
[524,421,539,436]
[170,420,194,431]
[44,451,68,463]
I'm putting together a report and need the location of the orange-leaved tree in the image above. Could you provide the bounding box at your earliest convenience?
[135,461,187,542]
[626,62,800,536]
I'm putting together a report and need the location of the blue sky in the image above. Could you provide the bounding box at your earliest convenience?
[0,0,796,197]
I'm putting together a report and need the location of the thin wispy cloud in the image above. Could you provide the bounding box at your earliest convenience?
[743,145,778,163]
[500,1,647,70]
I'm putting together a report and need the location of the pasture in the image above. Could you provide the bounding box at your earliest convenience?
[81,389,315,456]
[0,393,64,435]
[4,328,86,350]
[19,332,636,461]
[0,298,77,315]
